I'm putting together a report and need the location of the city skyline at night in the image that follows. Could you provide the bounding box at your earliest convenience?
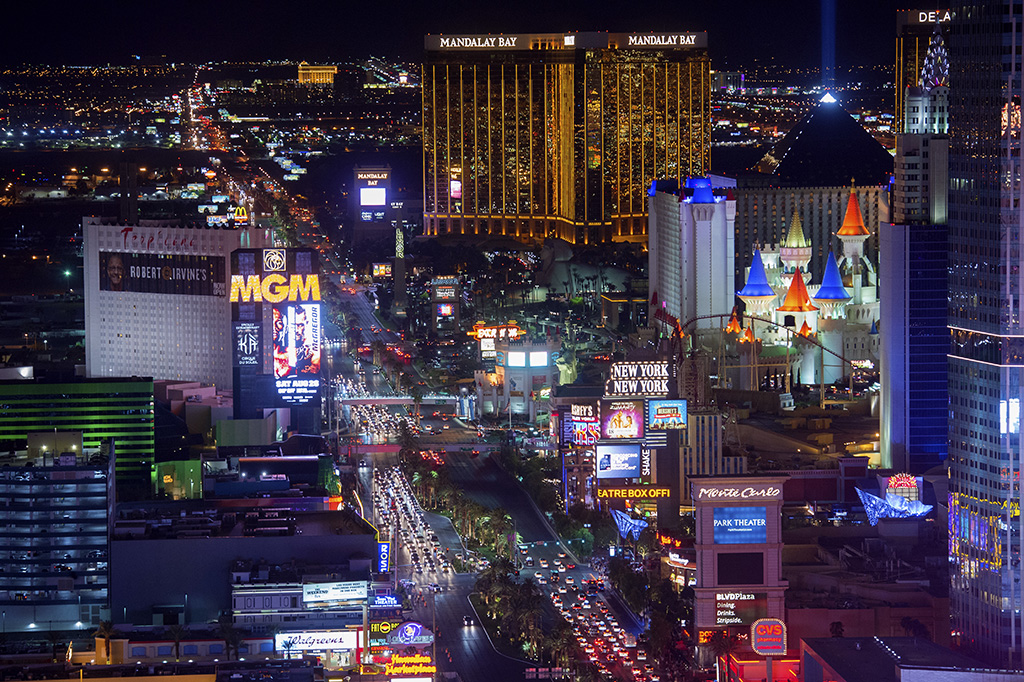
[4,2,1021,681]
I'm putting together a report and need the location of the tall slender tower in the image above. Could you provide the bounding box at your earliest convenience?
[948,1,1024,667]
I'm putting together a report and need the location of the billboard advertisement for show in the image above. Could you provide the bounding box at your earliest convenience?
[273,303,321,404]
[713,507,768,544]
[232,321,262,367]
[437,303,454,317]
[99,252,226,296]
[372,263,392,278]
[571,402,600,446]
[230,248,322,409]
[596,443,642,480]
[432,277,458,300]
[647,399,688,430]
[302,581,368,604]
[600,400,644,439]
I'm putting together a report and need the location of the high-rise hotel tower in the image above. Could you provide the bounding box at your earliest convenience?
[422,32,710,244]
[948,1,1024,667]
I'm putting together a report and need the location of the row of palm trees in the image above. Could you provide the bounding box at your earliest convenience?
[399,444,519,559]
[474,558,544,657]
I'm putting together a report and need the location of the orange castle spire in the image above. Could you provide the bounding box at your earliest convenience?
[778,271,819,312]
[798,320,813,336]
[837,189,869,237]
[725,309,742,334]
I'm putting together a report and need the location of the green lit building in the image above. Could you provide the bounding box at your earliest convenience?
[0,378,155,491]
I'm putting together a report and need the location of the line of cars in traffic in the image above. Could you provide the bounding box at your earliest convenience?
[373,465,453,577]
[521,548,655,682]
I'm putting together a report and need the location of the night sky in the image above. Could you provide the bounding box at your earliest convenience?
[8,0,897,68]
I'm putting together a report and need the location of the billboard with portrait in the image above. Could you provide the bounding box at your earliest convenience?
[231,248,321,410]
[273,303,321,379]
[600,400,644,440]
[99,252,226,296]
[596,443,642,480]
[647,399,688,431]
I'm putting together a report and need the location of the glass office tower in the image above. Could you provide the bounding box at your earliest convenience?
[948,1,1024,667]
[422,32,710,245]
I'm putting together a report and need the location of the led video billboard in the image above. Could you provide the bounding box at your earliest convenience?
[600,400,644,440]
[596,443,642,480]
[647,399,688,431]
[99,252,225,296]
[230,248,322,409]
[712,506,767,544]
[360,187,387,206]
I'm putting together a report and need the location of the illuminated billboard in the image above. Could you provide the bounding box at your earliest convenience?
[431,276,458,300]
[360,187,387,206]
[275,631,359,652]
[433,286,456,300]
[647,399,688,430]
[231,248,321,409]
[232,322,262,367]
[713,507,767,544]
[372,263,392,278]
[302,581,368,604]
[99,252,226,296]
[605,360,671,397]
[437,303,454,317]
[571,403,600,446]
[600,400,644,439]
[596,443,641,480]
[714,591,767,625]
[273,304,321,378]
[449,179,462,199]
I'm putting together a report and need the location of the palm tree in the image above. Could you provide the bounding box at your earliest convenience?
[281,638,295,660]
[708,630,741,671]
[547,622,578,668]
[409,384,424,423]
[514,583,545,654]
[93,620,115,664]
[370,339,387,367]
[45,628,62,663]
[167,623,187,662]
[217,615,245,659]
[485,507,513,556]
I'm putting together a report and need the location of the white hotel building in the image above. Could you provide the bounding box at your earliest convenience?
[84,218,271,390]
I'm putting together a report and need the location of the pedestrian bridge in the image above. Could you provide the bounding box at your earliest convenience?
[337,394,458,406]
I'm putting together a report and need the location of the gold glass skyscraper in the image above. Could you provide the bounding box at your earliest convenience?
[895,9,951,131]
[422,32,710,244]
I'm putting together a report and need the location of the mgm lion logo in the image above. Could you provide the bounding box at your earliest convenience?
[263,249,286,272]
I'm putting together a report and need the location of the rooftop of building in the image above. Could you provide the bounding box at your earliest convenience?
[113,502,375,541]
[231,559,369,586]
[801,637,981,682]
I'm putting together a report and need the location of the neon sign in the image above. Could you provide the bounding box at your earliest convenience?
[229,274,321,303]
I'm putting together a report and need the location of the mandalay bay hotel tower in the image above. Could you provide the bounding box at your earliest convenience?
[422,32,711,245]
